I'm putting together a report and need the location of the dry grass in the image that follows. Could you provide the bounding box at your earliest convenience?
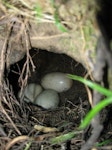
[0,0,55,25]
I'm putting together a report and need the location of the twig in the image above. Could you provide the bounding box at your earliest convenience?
[0,100,21,135]
[5,135,30,150]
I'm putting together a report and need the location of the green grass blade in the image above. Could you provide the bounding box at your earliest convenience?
[67,74,112,97]
[79,96,112,129]
[54,10,68,32]
[34,5,42,18]
[24,140,32,150]
[50,0,68,32]
[96,139,112,147]
[51,131,77,144]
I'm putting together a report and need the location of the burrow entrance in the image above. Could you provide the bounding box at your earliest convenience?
[4,49,90,149]
[8,49,88,108]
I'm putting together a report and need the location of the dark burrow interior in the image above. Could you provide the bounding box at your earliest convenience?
[5,48,92,149]
[6,48,91,134]
[8,48,88,108]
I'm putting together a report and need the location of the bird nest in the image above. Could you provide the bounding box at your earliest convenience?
[0,0,112,150]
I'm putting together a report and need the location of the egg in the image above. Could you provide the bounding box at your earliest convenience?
[19,83,43,103]
[34,89,59,109]
[41,72,73,92]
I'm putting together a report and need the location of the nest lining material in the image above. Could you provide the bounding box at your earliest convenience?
[0,47,89,149]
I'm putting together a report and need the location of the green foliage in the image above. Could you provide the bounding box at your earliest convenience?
[68,74,112,97]
[24,140,32,150]
[34,4,43,18]
[50,0,68,32]
[67,74,112,129]
[51,131,76,144]
[51,74,112,145]
[79,96,112,129]
[54,11,68,32]
[96,139,112,147]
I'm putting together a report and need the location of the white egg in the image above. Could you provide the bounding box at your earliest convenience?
[41,72,73,92]
[34,89,59,109]
[19,83,43,103]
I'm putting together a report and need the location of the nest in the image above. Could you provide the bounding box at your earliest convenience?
[0,47,89,149]
[0,1,89,146]
[0,0,112,150]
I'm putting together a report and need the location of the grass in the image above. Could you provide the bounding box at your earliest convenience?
[50,74,112,146]
[50,0,68,32]
[68,74,112,129]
